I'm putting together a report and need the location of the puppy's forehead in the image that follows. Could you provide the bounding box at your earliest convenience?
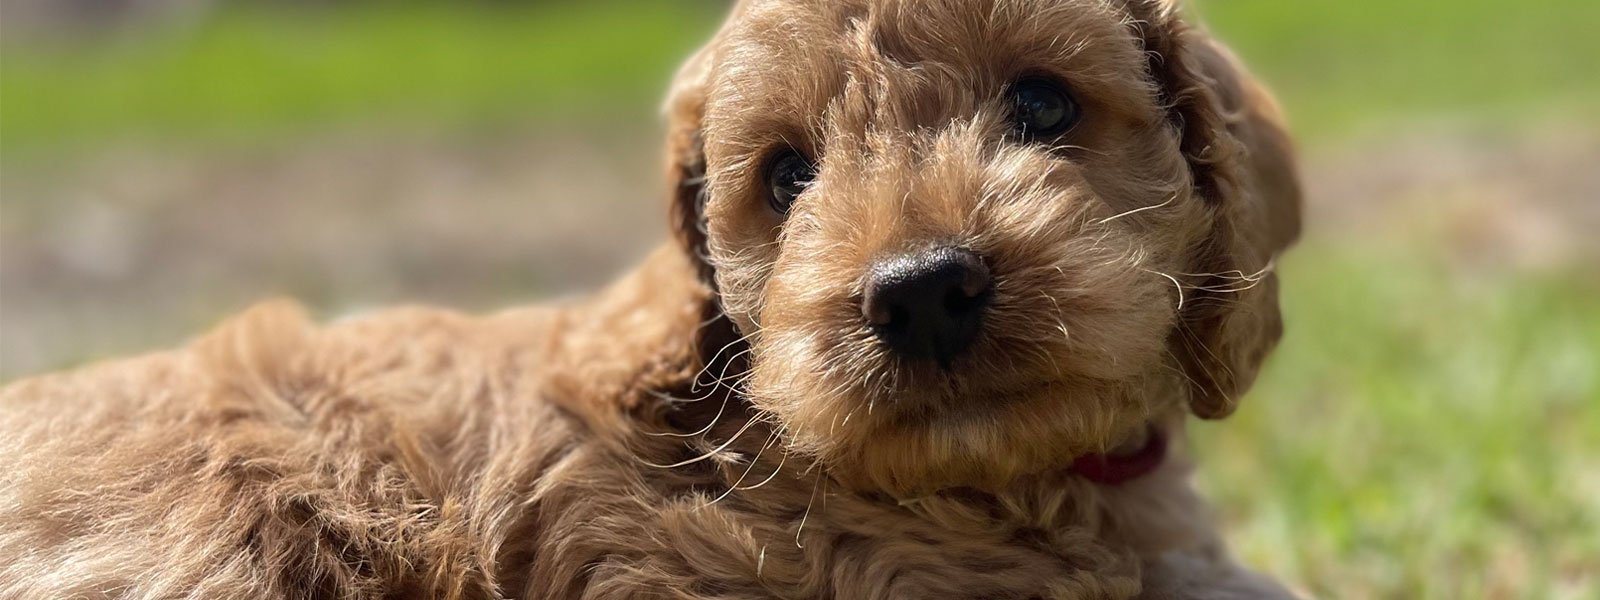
[707,0,1155,140]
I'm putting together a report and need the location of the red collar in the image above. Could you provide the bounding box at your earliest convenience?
[1070,425,1167,485]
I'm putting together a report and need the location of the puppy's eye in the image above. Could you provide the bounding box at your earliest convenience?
[766,150,816,214]
[1008,78,1080,140]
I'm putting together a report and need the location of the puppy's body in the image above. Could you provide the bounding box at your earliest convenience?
[0,249,1281,599]
[2,0,1301,598]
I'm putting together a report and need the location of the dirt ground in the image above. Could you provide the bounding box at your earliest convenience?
[2,122,1596,378]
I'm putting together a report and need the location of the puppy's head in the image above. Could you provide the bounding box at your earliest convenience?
[665,0,1300,495]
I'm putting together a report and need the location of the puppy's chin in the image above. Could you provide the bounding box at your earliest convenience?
[741,244,1184,494]
[747,348,1182,495]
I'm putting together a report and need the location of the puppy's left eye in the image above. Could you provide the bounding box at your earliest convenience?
[766,150,816,215]
[1007,77,1081,140]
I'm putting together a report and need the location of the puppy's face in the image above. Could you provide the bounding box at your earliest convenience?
[668,0,1299,494]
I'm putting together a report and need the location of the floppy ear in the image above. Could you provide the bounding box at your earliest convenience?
[1126,0,1304,418]
[665,43,716,284]
[657,27,757,418]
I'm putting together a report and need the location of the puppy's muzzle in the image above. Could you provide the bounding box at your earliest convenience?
[862,245,992,365]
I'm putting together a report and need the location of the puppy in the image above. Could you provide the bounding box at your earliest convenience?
[0,0,1301,598]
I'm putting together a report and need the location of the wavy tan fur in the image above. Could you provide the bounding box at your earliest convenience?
[1,1,1302,598]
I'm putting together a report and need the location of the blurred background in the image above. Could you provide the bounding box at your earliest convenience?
[1,0,1595,597]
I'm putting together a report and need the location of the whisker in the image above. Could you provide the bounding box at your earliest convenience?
[645,353,757,429]
[1096,193,1177,225]
[796,471,823,548]
[692,335,756,393]
[1178,321,1237,384]
[1143,269,1185,311]
[646,373,728,405]
[644,387,733,438]
[638,413,765,469]
[1160,348,1204,390]
[1186,279,1268,294]
[707,430,779,506]
[1176,258,1277,282]
[698,346,755,391]
[1043,141,1109,157]
[738,436,792,491]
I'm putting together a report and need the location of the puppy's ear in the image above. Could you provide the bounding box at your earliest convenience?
[659,31,755,408]
[664,42,717,284]
[1128,0,1303,418]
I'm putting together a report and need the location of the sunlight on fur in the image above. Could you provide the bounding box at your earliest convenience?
[1,1,1301,598]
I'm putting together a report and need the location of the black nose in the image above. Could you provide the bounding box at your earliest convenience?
[862,246,993,364]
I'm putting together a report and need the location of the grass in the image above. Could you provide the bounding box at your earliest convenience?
[1194,240,1600,598]
[5,0,1598,151]
[0,2,720,151]
[1187,3,1600,595]
[1198,0,1600,139]
[2,1,1597,598]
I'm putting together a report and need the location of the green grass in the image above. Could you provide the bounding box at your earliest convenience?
[1195,241,1600,598]
[0,2,719,151]
[5,0,1598,151]
[2,1,1597,597]
[1198,0,1600,140]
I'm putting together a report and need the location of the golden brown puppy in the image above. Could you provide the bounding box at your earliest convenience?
[0,0,1301,598]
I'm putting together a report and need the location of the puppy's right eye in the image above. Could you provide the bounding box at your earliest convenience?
[1007,77,1080,140]
[766,150,816,215]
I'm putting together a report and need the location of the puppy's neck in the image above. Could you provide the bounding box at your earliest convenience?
[1069,423,1168,485]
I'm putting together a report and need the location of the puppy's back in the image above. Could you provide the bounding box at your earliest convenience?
[0,300,578,599]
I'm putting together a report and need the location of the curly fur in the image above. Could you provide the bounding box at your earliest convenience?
[1,1,1302,598]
